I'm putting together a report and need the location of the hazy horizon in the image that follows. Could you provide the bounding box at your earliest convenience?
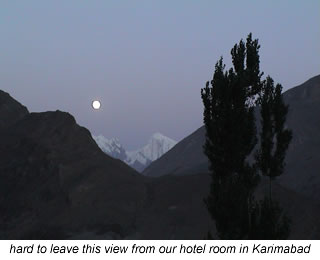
[1,0,319,150]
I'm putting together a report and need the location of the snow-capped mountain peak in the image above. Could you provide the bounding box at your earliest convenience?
[143,132,177,161]
[92,135,127,161]
[150,132,166,140]
[92,133,177,172]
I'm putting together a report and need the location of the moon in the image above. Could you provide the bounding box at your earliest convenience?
[92,100,101,110]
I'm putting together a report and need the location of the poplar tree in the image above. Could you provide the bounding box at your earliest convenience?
[252,76,292,239]
[201,34,262,239]
[201,33,292,239]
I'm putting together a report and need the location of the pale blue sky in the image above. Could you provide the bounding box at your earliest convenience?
[1,0,319,149]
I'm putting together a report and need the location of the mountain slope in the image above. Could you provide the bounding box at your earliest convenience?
[0,90,29,129]
[278,75,320,200]
[0,91,146,239]
[143,75,320,202]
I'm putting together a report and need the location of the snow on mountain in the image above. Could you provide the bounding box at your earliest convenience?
[92,135,127,161]
[125,132,176,165]
[92,133,177,172]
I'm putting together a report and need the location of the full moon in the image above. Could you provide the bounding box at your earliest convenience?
[92,100,101,110]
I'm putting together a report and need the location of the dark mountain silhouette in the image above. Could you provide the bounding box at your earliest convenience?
[0,90,145,239]
[143,75,320,202]
[279,75,320,201]
[0,90,29,130]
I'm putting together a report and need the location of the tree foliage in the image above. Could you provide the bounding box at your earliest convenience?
[253,76,292,239]
[201,33,292,239]
[256,76,292,196]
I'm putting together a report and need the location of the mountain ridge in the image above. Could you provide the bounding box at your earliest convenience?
[93,132,177,172]
[0,90,29,130]
[0,91,145,239]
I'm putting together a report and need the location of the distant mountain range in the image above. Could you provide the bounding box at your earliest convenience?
[92,133,177,172]
[0,74,319,239]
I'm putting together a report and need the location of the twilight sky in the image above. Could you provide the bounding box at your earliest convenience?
[1,0,319,150]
